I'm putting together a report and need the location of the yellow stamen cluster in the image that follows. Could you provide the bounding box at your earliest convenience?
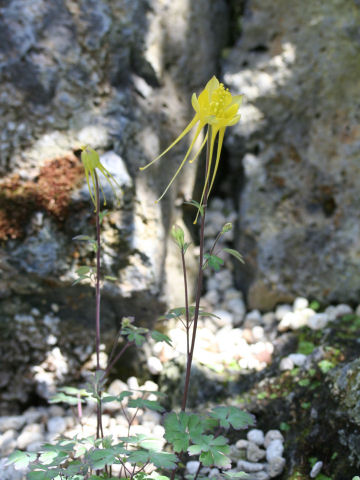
[209,84,231,117]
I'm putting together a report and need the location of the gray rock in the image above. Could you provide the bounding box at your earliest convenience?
[0,0,229,411]
[224,0,360,308]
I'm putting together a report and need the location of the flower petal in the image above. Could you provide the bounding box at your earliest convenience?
[194,126,219,223]
[205,76,219,96]
[189,131,208,164]
[191,93,200,113]
[208,127,225,198]
[231,94,243,106]
[156,122,205,202]
[139,115,199,171]
[227,114,241,126]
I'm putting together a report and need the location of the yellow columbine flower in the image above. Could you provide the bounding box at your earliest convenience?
[140,76,242,210]
[80,146,119,211]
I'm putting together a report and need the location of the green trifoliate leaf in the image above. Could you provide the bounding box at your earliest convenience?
[127,450,178,470]
[134,434,164,451]
[151,330,172,346]
[128,398,164,412]
[27,472,49,480]
[164,412,205,453]
[121,325,149,346]
[8,450,37,469]
[38,449,68,466]
[188,435,231,468]
[86,447,118,470]
[203,253,224,272]
[209,406,255,430]
[223,248,244,264]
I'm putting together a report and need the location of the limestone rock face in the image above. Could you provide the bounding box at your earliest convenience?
[222,0,360,309]
[0,0,228,410]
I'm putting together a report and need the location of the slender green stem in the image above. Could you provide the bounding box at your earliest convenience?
[181,128,211,411]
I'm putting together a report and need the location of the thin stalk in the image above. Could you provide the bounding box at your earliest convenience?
[181,127,211,412]
[104,341,134,378]
[94,173,104,440]
[181,247,190,356]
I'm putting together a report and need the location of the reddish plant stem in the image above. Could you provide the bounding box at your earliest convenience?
[181,128,211,412]
[94,173,104,440]
[104,341,134,379]
[181,248,190,357]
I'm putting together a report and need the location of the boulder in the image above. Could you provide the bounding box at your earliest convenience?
[222,0,360,309]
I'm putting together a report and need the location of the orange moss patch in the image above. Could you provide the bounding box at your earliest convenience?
[0,154,84,240]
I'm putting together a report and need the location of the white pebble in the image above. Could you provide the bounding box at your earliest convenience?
[293,297,309,311]
[266,440,284,462]
[127,376,139,390]
[147,356,163,375]
[334,304,352,317]
[0,416,25,433]
[47,416,67,435]
[288,353,307,367]
[310,460,323,478]
[307,313,329,330]
[279,357,294,371]
[264,430,284,448]
[237,460,264,472]
[212,309,234,327]
[253,472,270,480]
[275,304,292,321]
[245,309,262,325]
[247,429,265,446]
[209,468,220,478]
[252,326,265,341]
[235,439,249,449]
[247,442,266,462]
[267,456,286,477]
[186,461,200,475]
[17,424,44,450]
